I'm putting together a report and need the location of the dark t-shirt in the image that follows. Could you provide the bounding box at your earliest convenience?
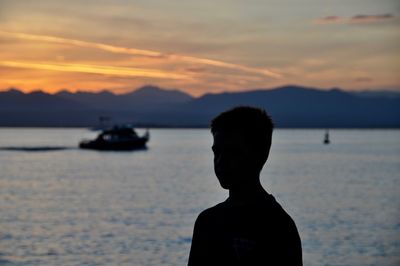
[188,193,302,266]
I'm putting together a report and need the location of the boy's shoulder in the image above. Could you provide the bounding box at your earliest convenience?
[196,200,229,222]
[196,194,296,227]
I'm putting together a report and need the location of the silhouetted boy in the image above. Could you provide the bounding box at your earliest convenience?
[188,106,302,265]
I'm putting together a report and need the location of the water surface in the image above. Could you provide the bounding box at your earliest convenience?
[0,129,399,265]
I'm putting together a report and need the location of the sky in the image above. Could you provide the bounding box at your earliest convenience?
[0,0,399,96]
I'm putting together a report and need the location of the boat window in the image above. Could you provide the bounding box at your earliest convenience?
[103,134,113,141]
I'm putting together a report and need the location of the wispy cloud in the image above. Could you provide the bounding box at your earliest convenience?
[354,77,373,83]
[0,61,190,80]
[314,14,396,25]
[314,16,345,24]
[0,30,281,78]
[350,14,395,24]
[0,31,163,57]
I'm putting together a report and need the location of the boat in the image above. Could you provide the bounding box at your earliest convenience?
[79,125,149,150]
[323,129,330,144]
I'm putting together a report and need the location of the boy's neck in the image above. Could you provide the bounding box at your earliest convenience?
[228,177,267,204]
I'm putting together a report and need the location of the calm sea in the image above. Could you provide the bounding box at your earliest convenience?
[0,128,399,266]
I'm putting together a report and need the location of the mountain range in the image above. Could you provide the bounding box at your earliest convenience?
[0,85,399,128]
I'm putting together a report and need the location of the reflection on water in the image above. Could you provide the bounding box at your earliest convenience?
[0,129,399,265]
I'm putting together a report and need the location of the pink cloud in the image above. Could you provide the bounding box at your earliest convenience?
[314,16,346,24]
[314,14,395,25]
[350,14,395,24]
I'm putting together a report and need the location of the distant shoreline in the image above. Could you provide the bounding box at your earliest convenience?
[1,85,399,128]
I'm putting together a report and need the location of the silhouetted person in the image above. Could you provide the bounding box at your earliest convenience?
[188,107,302,266]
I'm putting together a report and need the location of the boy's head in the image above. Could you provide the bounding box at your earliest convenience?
[211,106,274,189]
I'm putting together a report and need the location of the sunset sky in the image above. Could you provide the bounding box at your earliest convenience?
[0,0,399,96]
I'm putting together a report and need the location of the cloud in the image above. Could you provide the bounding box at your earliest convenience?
[184,67,207,73]
[0,61,190,80]
[314,14,396,25]
[0,31,163,57]
[0,30,281,78]
[350,14,395,24]
[170,54,281,78]
[354,77,373,83]
[314,16,346,24]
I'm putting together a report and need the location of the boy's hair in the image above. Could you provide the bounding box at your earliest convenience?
[211,106,274,168]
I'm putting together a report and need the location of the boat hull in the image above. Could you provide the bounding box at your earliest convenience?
[79,138,148,151]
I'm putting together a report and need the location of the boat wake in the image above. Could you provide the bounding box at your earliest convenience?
[0,146,75,152]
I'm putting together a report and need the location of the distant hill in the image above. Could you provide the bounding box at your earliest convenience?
[55,85,193,111]
[0,85,399,127]
[181,86,400,127]
[350,90,400,99]
[0,88,85,110]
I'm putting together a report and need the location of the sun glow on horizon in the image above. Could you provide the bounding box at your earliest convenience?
[0,0,399,95]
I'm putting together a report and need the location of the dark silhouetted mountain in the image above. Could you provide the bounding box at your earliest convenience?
[350,90,400,99]
[127,85,193,103]
[55,90,119,109]
[181,85,400,127]
[0,89,85,111]
[0,85,399,127]
[118,85,193,110]
[54,85,193,111]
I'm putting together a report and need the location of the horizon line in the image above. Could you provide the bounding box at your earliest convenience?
[2,84,400,98]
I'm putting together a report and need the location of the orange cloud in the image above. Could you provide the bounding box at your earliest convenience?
[0,30,281,78]
[0,31,162,57]
[169,55,281,78]
[0,61,190,80]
